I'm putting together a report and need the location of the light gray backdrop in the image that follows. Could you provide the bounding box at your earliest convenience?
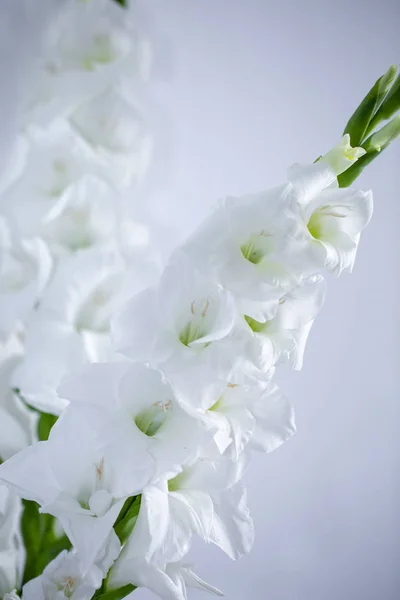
[0,1,399,599]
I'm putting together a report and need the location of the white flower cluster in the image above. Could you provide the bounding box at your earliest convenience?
[0,2,375,600]
[0,82,373,600]
[0,0,159,597]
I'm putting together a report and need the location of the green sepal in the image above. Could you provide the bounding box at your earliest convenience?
[343,64,397,146]
[21,500,72,585]
[113,0,128,6]
[93,584,136,600]
[114,496,141,545]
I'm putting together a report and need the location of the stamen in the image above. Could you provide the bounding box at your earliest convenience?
[152,399,172,412]
[321,211,346,218]
[63,576,76,595]
[96,457,104,481]
[201,299,210,318]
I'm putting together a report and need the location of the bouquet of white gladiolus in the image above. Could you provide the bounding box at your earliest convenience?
[0,1,399,599]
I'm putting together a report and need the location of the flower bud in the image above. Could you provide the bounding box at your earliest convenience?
[321,134,366,175]
[363,114,400,152]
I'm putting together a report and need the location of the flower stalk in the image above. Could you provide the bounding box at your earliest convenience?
[338,64,400,187]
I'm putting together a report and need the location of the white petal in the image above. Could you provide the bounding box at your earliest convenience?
[12,319,86,415]
[0,442,59,506]
[124,484,170,563]
[276,275,327,330]
[288,161,337,208]
[250,383,296,453]
[179,565,224,597]
[169,490,214,556]
[209,483,254,560]
[60,500,124,576]
[58,362,131,408]
[307,188,373,274]
[110,557,186,600]
[112,287,160,362]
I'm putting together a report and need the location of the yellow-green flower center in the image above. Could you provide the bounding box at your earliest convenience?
[240,230,273,265]
[135,401,172,437]
[307,212,323,240]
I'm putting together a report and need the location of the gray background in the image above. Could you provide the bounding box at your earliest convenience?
[1,1,399,599]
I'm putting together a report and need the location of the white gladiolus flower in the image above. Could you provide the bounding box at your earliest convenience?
[69,89,153,189]
[22,550,100,600]
[41,175,121,255]
[22,532,120,600]
[25,0,151,127]
[0,410,139,573]
[188,373,295,458]
[58,362,212,480]
[109,555,223,600]
[0,218,52,340]
[320,134,366,176]
[70,90,144,153]
[289,161,373,275]
[12,247,129,414]
[183,187,306,322]
[121,454,252,566]
[0,121,103,238]
[45,0,142,76]
[243,275,327,371]
[22,537,120,600]
[113,252,241,396]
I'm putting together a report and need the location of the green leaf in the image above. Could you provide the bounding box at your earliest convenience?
[37,412,58,441]
[113,0,128,6]
[114,496,141,545]
[21,500,71,585]
[21,500,41,568]
[343,64,397,146]
[93,584,136,600]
